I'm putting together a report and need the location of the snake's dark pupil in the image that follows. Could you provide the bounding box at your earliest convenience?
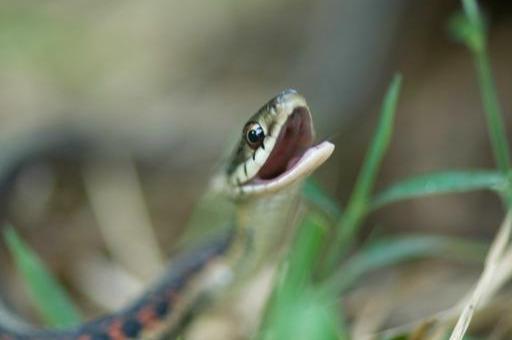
[247,126,264,145]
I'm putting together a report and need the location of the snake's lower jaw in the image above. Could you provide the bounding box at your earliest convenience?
[243,140,334,196]
[212,141,334,198]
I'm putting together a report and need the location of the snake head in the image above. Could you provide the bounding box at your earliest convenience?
[215,89,334,199]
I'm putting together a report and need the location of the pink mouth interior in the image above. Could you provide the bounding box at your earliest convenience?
[256,107,314,180]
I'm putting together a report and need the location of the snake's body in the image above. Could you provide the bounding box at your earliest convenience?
[0,90,334,339]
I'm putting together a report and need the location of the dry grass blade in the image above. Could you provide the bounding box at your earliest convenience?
[449,210,512,340]
[71,253,145,311]
[83,155,164,281]
[350,285,395,340]
[377,212,512,339]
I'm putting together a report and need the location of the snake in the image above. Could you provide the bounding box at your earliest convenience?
[0,89,335,339]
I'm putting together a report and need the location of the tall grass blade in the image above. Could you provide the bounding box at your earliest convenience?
[450,0,511,176]
[324,235,487,295]
[259,214,346,340]
[372,170,507,209]
[326,74,402,268]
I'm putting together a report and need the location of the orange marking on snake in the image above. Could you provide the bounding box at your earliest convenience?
[137,307,157,328]
[107,320,125,340]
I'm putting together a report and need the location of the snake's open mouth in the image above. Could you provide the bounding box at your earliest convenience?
[247,106,334,193]
[257,107,314,180]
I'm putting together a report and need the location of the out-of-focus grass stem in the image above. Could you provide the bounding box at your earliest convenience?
[452,0,512,202]
[324,74,401,271]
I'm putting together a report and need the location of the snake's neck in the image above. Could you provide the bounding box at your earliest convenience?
[232,183,303,277]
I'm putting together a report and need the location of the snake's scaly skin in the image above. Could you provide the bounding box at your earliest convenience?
[1,235,231,340]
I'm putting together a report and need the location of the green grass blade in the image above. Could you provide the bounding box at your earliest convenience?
[372,170,507,209]
[263,214,327,315]
[449,0,511,175]
[259,214,347,340]
[325,74,402,268]
[283,214,328,291]
[3,226,82,328]
[323,234,487,295]
[302,178,342,220]
[259,291,343,340]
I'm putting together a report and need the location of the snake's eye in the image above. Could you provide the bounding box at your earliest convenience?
[244,122,265,149]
